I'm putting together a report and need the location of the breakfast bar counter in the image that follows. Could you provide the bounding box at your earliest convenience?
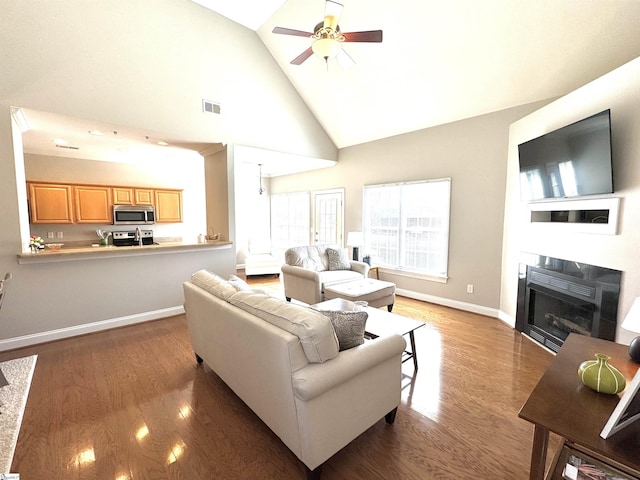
[17,240,233,264]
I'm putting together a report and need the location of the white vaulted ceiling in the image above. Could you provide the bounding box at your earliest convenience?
[200,0,640,148]
[18,1,640,171]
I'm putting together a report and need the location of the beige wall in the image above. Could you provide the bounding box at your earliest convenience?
[0,0,335,346]
[204,148,231,242]
[500,56,640,343]
[1,0,336,159]
[271,101,550,314]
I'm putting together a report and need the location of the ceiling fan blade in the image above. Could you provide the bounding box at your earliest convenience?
[324,0,343,30]
[336,49,355,70]
[291,47,314,65]
[273,26,313,38]
[343,30,383,43]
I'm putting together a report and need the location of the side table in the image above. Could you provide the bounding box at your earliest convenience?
[369,266,380,279]
[518,334,640,480]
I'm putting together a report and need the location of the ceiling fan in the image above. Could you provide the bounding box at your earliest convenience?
[272,0,382,68]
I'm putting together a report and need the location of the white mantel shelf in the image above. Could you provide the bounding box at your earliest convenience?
[17,241,233,264]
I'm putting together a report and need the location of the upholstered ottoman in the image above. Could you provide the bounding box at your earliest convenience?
[324,278,396,312]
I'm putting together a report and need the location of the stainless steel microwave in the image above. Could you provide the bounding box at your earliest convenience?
[112,205,156,225]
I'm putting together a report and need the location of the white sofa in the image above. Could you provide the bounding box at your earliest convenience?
[183,270,406,479]
[282,245,370,305]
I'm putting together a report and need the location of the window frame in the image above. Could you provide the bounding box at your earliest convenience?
[363,178,451,282]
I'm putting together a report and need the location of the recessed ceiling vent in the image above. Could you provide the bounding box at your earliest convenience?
[202,99,221,115]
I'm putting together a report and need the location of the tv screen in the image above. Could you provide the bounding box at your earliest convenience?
[518,109,613,202]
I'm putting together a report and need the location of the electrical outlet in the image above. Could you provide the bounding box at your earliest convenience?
[467,284,474,294]
[56,232,63,239]
[47,232,54,239]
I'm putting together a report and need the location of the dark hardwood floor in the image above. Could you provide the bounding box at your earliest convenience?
[0,274,558,479]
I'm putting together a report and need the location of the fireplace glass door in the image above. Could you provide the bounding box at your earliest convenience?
[528,288,595,344]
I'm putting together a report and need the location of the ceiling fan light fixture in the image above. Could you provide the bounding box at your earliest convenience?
[273,0,381,67]
[312,37,342,61]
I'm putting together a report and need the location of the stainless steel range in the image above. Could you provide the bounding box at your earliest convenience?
[112,229,154,247]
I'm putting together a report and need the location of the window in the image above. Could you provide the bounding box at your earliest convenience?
[270,192,310,250]
[363,179,451,278]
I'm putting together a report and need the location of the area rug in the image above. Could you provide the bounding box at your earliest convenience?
[0,355,37,474]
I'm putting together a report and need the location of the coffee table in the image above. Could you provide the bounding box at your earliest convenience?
[311,298,425,371]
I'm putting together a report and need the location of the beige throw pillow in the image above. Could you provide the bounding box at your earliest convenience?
[228,274,252,292]
[191,270,237,301]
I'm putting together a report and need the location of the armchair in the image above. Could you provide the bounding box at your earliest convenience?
[282,245,369,305]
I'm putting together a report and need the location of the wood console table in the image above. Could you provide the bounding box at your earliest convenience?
[519,334,640,479]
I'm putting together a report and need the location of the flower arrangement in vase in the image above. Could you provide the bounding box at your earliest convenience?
[29,235,44,252]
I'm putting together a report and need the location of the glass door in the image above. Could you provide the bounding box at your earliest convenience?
[313,190,344,245]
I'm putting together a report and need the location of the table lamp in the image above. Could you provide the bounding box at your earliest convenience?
[622,297,640,363]
[346,231,364,261]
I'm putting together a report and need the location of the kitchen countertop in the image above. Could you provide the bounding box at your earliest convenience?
[17,240,233,264]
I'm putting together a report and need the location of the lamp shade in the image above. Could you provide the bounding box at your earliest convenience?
[312,37,342,60]
[346,231,364,247]
[622,297,640,334]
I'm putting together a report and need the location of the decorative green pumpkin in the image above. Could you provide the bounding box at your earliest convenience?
[578,353,626,394]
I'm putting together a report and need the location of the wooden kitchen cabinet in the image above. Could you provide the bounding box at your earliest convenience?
[112,187,134,204]
[155,189,183,223]
[134,189,154,205]
[74,185,113,223]
[28,181,183,224]
[28,183,74,224]
[113,187,154,206]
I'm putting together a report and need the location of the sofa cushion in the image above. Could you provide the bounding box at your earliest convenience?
[229,291,339,363]
[321,310,368,351]
[191,270,237,301]
[326,248,351,271]
[318,270,364,288]
[285,245,332,272]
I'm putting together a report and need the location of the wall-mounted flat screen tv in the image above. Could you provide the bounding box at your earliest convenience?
[518,109,613,202]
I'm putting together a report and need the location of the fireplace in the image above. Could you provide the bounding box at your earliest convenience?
[515,255,622,352]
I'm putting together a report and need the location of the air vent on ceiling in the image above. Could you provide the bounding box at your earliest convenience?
[202,99,221,115]
[55,144,80,150]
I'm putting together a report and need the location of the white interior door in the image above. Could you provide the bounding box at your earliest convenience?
[313,190,344,245]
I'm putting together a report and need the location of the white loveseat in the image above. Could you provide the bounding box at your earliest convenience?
[183,270,406,479]
[282,245,370,305]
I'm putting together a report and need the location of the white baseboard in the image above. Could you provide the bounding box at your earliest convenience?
[498,310,516,328]
[395,288,501,319]
[0,306,185,352]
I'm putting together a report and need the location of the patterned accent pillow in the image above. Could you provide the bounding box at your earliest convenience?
[326,247,351,271]
[321,310,368,351]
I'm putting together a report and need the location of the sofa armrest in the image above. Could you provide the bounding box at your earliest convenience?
[281,264,324,304]
[349,261,370,277]
[292,334,406,401]
[281,264,320,281]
